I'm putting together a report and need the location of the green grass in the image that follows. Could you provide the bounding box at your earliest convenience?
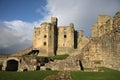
[51,54,69,60]
[0,71,58,80]
[0,67,120,80]
[71,67,120,80]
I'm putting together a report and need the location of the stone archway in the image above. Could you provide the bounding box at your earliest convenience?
[2,57,20,71]
[6,59,18,71]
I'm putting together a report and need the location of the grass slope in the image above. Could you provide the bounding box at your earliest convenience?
[72,67,120,80]
[0,71,58,80]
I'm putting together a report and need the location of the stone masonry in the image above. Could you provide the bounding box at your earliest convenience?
[82,11,120,70]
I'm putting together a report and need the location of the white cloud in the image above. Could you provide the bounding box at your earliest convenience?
[40,0,120,36]
[4,20,34,40]
[0,20,40,53]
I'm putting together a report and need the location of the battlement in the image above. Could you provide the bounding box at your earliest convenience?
[92,12,120,37]
[98,15,111,26]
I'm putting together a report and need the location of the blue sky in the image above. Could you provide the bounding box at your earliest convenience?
[0,0,120,54]
[0,0,47,22]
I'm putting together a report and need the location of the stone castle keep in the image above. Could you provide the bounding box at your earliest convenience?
[33,17,85,56]
[0,11,120,71]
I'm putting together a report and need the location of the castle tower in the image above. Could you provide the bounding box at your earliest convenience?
[57,23,74,55]
[32,17,58,57]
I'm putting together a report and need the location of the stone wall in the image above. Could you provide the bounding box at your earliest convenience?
[45,52,81,71]
[92,15,112,37]
[81,11,120,70]
[101,31,120,70]
[1,56,38,71]
[1,56,53,71]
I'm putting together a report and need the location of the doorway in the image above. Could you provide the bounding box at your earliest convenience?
[6,60,18,71]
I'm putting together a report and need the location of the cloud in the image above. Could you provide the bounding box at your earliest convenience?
[40,0,120,36]
[0,20,39,54]
[4,20,34,41]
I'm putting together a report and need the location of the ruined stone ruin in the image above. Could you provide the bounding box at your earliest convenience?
[0,11,120,71]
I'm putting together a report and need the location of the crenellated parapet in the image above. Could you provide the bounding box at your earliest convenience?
[92,15,113,37]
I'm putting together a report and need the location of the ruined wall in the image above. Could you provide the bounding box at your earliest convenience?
[101,11,120,70]
[77,37,90,50]
[2,56,39,71]
[92,15,112,37]
[92,23,98,37]
[78,37,102,68]
[82,11,120,70]
[98,15,111,26]
[101,31,120,70]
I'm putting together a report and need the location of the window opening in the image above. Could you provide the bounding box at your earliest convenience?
[44,42,46,46]
[64,35,67,38]
[44,35,47,38]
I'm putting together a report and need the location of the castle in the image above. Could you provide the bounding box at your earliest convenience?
[32,17,87,56]
[0,11,120,71]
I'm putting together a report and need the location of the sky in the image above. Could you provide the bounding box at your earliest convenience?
[0,0,120,54]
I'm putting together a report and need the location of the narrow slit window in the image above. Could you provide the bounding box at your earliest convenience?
[64,35,67,38]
